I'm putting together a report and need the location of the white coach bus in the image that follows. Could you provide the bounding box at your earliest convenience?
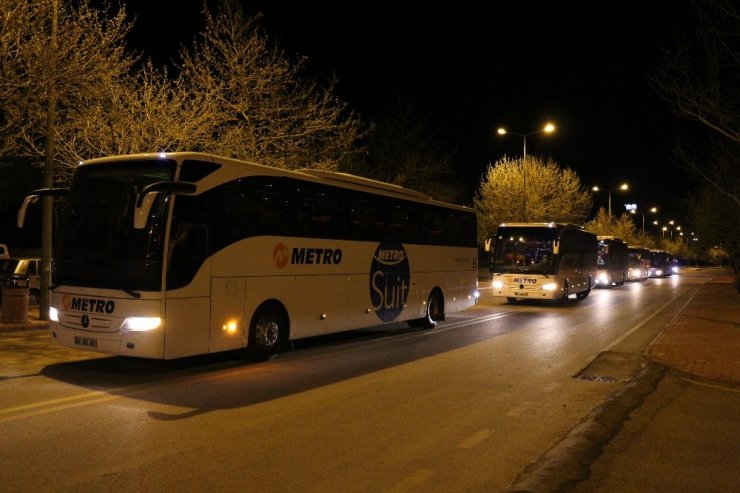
[18,153,478,360]
[487,222,597,303]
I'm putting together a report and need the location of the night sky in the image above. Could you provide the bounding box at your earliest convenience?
[123,0,696,224]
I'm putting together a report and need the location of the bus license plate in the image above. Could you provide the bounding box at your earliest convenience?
[514,291,528,296]
[74,336,98,348]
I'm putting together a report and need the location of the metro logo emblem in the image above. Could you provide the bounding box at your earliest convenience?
[273,243,290,269]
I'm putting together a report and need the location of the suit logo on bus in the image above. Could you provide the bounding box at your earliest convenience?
[370,242,410,322]
[273,243,343,269]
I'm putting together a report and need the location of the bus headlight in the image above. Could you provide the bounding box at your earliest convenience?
[492,280,503,289]
[122,317,162,332]
[49,307,58,322]
[541,283,558,291]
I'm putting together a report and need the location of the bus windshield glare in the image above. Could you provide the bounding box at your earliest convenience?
[491,227,557,274]
[54,160,176,291]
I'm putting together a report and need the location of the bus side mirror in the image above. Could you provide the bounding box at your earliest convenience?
[484,237,492,252]
[134,192,160,229]
[133,181,197,229]
[17,188,67,228]
[553,240,560,255]
[17,195,38,228]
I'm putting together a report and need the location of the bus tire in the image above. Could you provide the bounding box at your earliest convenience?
[576,278,592,300]
[246,303,288,362]
[410,290,444,329]
[559,282,570,304]
[506,297,518,304]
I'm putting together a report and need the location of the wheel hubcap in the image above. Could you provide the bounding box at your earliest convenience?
[255,318,279,349]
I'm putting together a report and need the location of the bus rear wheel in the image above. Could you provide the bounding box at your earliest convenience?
[409,290,443,329]
[246,303,288,362]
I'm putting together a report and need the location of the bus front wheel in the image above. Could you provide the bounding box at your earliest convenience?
[246,303,288,362]
[559,282,570,304]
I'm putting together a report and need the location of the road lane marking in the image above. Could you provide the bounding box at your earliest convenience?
[385,469,435,493]
[604,286,693,352]
[457,428,494,449]
[0,378,198,424]
[506,401,538,417]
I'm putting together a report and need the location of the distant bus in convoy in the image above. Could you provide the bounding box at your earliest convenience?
[649,249,673,278]
[627,245,650,281]
[595,236,628,287]
[18,152,479,360]
[487,223,597,303]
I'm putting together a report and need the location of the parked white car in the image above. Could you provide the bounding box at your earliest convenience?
[0,257,41,305]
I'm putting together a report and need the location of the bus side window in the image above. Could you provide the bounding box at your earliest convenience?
[167,194,210,290]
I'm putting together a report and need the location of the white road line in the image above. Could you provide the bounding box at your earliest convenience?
[457,428,494,449]
[385,469,436,493]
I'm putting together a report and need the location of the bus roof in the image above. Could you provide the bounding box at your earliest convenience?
[79,152,472,212]
[497,222,587,230]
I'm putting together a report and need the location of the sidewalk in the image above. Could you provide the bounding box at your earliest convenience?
[648,271,740,385]
[0,305,48,333]
[508,269,740,493]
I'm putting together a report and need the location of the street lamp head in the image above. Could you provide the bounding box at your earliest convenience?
[619,183,629,191]
[650,207,657,213]
[592,186,600,192]
[543,123,555,133]
[497,128,507,135]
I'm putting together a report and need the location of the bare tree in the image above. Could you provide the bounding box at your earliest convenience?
[178,0,365,170]
[650,0,740,207]
[474,156,592,242]
[57,60,221,165]
[0,0,134,183]
[350,95,464,203]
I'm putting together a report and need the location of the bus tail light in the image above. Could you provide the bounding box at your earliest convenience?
[541,283,558,291]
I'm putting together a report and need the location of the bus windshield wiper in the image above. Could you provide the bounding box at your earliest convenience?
[116,287,141,299]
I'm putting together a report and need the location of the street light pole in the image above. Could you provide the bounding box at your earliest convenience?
[497,123,555,222]
[592,183,629,217]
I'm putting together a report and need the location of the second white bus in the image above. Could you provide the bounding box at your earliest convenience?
[488,222,597,303]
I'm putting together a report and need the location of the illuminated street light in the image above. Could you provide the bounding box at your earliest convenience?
[592,183,629,217]
[496,122,556,160]
[496,122,556,221]
[631,205,658,233]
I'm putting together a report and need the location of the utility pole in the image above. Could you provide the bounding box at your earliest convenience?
[41,0,59,321]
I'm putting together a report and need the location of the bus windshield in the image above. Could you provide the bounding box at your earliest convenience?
[54,160,176,291]
[491,227,557,274]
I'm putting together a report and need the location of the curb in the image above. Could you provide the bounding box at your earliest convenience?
[505,362,667,493]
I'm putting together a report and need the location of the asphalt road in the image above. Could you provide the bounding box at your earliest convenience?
[0,273,700,492]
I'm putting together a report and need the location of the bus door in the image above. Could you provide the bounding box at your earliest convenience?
[164,214,212,358]
[210,276,246,353]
